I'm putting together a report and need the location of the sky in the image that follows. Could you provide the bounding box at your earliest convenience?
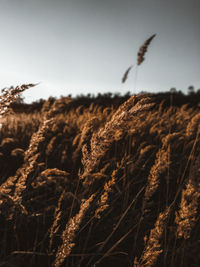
[0,0,199,103]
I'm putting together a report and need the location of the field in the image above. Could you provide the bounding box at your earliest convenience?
[0,90,200,267]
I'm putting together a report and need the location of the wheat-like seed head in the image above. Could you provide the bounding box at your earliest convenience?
[54,193,96,267]
[81,95,155,186]
[137,34,156,65]
[0,84,37,116]
[121,65,133,83]
[135,207,170,267]
[94,169,116,219]
[175,156,200,239]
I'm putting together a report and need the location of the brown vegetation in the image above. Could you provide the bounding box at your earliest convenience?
[0,85,200,267]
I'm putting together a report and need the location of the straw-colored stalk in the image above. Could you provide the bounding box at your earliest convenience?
[122,65,133,83]
[3,98,70,205]
[95,169,116,219]
[0,174,19,196]
[81,95,155,186]
[175,182,200,239]
[0,83,37,116]
[0,117,54,208]
[185,113,200,138]
[134,207,170,267]
[175,156,200,239]
[121,34,156,84]
[49,191,65,251]
[142,145,170,214]
[54,193,96,267]
[137,34,156,65]
[13,118,55,204]
[0,84,37,201]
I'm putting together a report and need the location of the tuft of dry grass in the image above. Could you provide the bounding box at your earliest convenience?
[49,191,66,251]
[175,156,200,239]
[13,118,55,205]
[0,84,37,205]
[54,193,96,267]
[185,113,200,138]
[81,95,155,186]
[122,65,133,83]
[0,84,37,116]
[94,169,116,219]
[134,207,170,267]
[121,35,156,84]
[142,135,171,215]
[5,98,71,207]
[137,34,156,65]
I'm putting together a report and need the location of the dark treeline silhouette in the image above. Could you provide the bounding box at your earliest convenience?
[10,88,200,114]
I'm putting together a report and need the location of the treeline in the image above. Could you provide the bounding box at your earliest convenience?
[10,89,200,114]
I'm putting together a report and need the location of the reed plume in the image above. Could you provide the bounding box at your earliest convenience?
[175,156,200,239]
[54,193,96,267]
[81,95,155,186]
[175,182,200,240]
[13,118,55,204]
[121,65,133,83]
[142,134,172,215]
[0,84,37,205]
[95,169,116,219]
[0,84,37,116]
[11,98,72,205]
[185,113,200,138]
[137,34,156,65]
[49,191,65,251]
[121,34,156,86]
[134,207,170,267]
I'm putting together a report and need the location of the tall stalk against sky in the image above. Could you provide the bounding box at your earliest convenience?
[122,34,156,92]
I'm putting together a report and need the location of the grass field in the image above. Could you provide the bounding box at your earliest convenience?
[0,88,200,267]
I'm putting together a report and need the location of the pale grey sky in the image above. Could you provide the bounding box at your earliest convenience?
[0,0,199,103]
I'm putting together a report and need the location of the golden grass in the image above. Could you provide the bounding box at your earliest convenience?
[137,34,156,65]
[81,95,155,186]
[0,92,199,267]
[54,193,96,267]
[175,156,200,240]
[0,84,37,116]
[121,34,156,83]
[134,207,170,267]
[0,42,200,267]
[122,65,133,83]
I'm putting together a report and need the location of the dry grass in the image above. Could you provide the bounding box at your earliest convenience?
[1,89,200,267]
[137,34,156,65]
[81,95,155,186]
[122,65,133,83]
[0,84,37,116]
[134,207,170,267]
[94,169,116,219]
[0,41,200,267]
[175,156,200,240]
[54,193,96,267]
[121,34,156,83]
